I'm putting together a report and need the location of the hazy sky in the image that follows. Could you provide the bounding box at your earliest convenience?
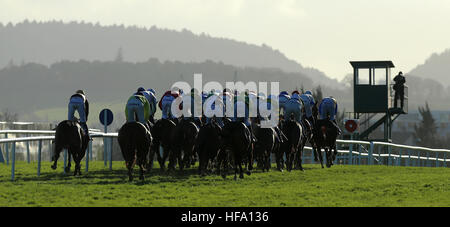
[1,0,450,80]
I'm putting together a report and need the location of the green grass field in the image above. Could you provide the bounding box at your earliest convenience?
[0,161,449,207]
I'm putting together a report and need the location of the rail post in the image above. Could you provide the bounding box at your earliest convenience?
[348,142,353,165]
[0,140,4,163]
[388,146,392,166]
[444,153,447,168]
[109,137,113,170]
[417,151,421,167]
[37,140,42,176]
[378,146,382,165]
[407,150,411,167]
[358,145,361,165]
[435,153,439,168]
[369,142,374,165]
[26,133,30,164]
[49,140,53,162]
[5,133,9,165]
[11,142,16,181]
[85,140,90,173]
[89,138,93,160]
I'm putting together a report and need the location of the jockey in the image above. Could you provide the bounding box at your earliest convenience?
[134,87,157,124]
[300,90,316,129]
[247,91,259,121]
[265,94,287,143]
[204,90,224,126]
[233,91,251,127]
[159,88,180,120]
[125,90,150,125]
[68,90,90,138]
[283,92,303,123]
[183,88,203,127]
[278,91,290,118]
[256,92,266,119]
[146,89,158,123]
[222,89,234,121]
[233,91,257,142]
[318,96,341,135]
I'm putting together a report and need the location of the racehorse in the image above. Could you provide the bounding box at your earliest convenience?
[294,118,313,170]
[252,118,275,172]
[151,118,177,171]
[118,121,152,181]
[279,117,303,171]
[170,117,199,171]
[197,119,222,176]
[219,120,253,180]
[313,119,339,168]
[51,120,88,176]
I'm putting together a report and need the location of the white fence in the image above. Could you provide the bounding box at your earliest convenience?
[0,130,117,181]
[1,130,449,181]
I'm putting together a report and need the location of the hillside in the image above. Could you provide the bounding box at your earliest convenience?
[0,20,340,87]
[409,48,450,87]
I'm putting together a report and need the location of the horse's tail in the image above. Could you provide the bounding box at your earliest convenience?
[119,123,141,169]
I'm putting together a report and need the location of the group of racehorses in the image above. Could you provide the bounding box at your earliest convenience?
[50,108,339,182]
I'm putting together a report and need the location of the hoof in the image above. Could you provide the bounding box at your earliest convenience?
[51,165,57,170]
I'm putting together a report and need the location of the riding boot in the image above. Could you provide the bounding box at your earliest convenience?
[276,126,287,143]
[274,126,286,143]
[248,124,257,143]
[81,122,91,140]
[331,120,342,136]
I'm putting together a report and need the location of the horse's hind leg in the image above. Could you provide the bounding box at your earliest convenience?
[265,151,271,172]
[297,148,304,171]
[325,148,332,168]
[239,163,244,179]
[332,145,338,165]
[51,146,62,170]
[146,143,157,171]
[218,151,227,179]
[66,151,72,173]
[126,160,134,182]
[316,146,324,168]
[275,149,283,172]
[312,147,319,162]
[77,150,85,175]
[233,163,238,181]
[160,145,170,171]
[137,148,148,181]
[168,147,178,172]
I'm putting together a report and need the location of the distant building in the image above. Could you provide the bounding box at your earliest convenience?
[390,111,450,145]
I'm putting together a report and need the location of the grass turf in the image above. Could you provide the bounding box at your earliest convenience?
[0,161,449,207]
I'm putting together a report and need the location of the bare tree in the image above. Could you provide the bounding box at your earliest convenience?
[0,109,19,122]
